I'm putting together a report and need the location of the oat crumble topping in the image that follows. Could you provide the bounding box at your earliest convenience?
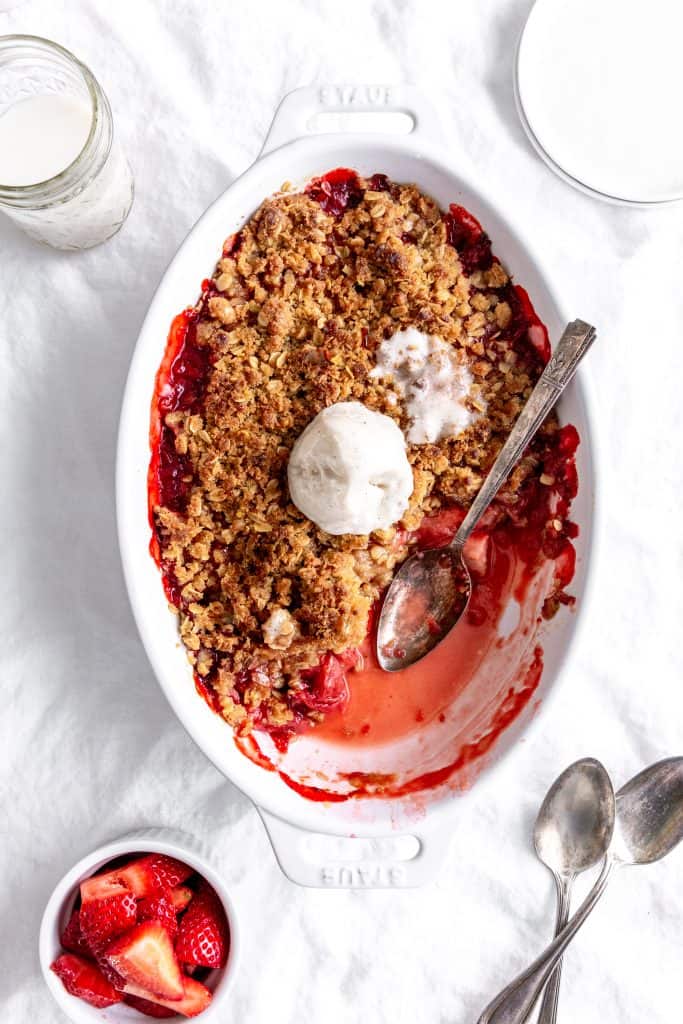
[150,170,575,740]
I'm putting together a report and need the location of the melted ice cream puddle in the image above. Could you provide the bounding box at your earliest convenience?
[371,327,482,443]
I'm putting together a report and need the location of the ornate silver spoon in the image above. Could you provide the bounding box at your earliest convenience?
[376,319,596,672]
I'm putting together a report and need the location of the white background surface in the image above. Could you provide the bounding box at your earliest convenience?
[1,1,681,1022]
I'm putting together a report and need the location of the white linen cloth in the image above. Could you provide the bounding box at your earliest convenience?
[1,1,681,1021]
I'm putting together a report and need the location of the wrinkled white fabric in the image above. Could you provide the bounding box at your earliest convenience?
[1,1,681,1022]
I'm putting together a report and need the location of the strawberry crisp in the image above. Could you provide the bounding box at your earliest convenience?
[149,169,580,748]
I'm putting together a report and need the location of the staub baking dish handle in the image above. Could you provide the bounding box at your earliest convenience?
[258,808,453,888]
[260,83,444,156]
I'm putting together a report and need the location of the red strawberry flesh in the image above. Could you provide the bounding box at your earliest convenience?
[105,920,184,1000]
[296,653,349,713]
[175,880,229,969]
[60,910,92,958]
[123,992,177,1018]
[138,891,179,938]
[118,854,193,897]
[80,873,131,904]
[79,889,137,955]
[171,885,194,912]
[50,953,122,1009]
[124,978,213,1018]
[81,854,192,901]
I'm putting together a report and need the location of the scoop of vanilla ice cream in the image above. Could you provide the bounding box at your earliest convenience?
[287,401,413,536]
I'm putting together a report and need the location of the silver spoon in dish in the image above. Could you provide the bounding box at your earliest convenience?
[533,758,615,1024]
[375,319,596,672]
[477,757,683,1024]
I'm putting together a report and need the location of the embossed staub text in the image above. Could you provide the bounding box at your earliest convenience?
[320,864,407,887]
[319,85,392,108]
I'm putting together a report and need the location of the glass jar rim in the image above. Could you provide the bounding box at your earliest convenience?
[0,34,107,198]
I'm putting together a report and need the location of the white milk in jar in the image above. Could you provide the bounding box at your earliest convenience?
[0,35,134,249]
[0,93,92,186]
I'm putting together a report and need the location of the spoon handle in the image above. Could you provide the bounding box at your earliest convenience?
[453,319,596,548]
[536,872,573,1024]
[477,858,613,1024]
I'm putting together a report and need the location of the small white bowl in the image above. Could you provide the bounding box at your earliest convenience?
[39,828,240,1023]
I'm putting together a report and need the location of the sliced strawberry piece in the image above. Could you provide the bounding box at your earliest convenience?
[60,910,93,958]
[105,920,184,1000]
[138,891,178,938]
[463,532,491,578]
[50,953,122,1009]
[118,854,193,898]
[79,888,137,990]
[124,978,212,1018]
[171,885,194,912]
[80,873,132,904]
[123,992,177,1018]
[79,888,137,956]
[175,880,229,969]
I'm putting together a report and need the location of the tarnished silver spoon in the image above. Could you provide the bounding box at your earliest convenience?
[478,757,683,1024]
[376,319,596,672]
[533,758,615,1024]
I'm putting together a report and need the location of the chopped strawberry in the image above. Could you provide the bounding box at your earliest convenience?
[336,646,363,672]
[528,323,549,361]
[124,978,212,1018]
[79,888,137,957]
[171,885,194,912]
[414,506,466,549]
[444,203,493,274]
[175,880,229,969]
[118,854,193,898]
[50,953,122,1009]
[105,921,184,1000]
[80,873,132,904]
[509,285,551,364]
[138,891,178,938]
[83,855,192,901]
[60,910,92,958]
[123,992,177,1018]
[463,532,491,577]
[295,653,349,713]
[553,540,576,589]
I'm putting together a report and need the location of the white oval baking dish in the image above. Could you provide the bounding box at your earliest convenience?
[117,85,598,888]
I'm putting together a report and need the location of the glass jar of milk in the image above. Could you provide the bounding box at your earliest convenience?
[0,35,134,249]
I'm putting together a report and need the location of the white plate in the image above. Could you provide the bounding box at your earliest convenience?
[117,85,599,887]
[516,0,683,206]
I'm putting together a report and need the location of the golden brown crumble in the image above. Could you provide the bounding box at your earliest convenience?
[152,173,558,735]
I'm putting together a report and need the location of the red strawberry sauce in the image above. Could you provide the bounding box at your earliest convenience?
[148,172,581,801]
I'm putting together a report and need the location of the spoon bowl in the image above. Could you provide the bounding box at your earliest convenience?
[534,757,615,876]
[612,756,683,866]
[375,545,471,671]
